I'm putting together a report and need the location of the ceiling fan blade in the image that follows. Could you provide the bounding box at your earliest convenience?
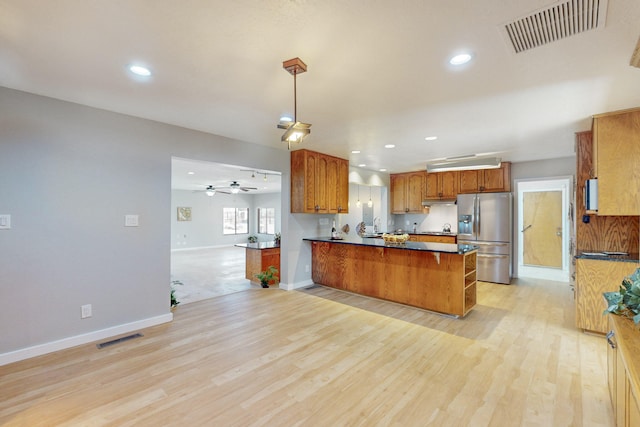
[241,187,258,190]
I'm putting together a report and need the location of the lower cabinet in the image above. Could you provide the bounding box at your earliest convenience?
[607,315,640,427]
[245,247,280,284]
[408,234,456,244]
[575,259,639,333]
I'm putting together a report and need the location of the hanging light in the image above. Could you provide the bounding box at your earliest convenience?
[263,173,268,181]
[277,57,312,150]
[367,186,373,208]
[356,185,362,208]
[205,185,215,197]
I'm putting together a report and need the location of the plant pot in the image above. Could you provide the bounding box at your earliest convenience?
[261,283,269,288]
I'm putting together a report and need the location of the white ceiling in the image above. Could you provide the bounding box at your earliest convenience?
[2,0,639,183]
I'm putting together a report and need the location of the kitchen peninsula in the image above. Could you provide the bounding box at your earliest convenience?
[235,242,280,285]
[304,237,478,317]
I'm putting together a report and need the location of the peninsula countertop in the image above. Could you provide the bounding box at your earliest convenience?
[303,236,477,254]
[575,251,640,263]
[235,242,280,250]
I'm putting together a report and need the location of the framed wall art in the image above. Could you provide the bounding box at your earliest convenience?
[177,207,192,221]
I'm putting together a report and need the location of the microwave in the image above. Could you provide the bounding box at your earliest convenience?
[585,179,598,211]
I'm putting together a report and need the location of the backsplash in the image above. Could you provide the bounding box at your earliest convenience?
[394,204,458,233]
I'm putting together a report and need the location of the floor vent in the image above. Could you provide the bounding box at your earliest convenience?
[96,333,143,349]
[502,0,608,54]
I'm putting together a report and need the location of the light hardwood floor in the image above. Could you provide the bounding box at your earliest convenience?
[0,278,613,426]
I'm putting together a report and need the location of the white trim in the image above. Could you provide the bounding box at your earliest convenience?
[171,244,236,252]
[0,313,173,366]
[279,279,314,291]
[515,176,572,283]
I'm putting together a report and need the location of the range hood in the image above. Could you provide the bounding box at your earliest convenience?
[422,198,456,207]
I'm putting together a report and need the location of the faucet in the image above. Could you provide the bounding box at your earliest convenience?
[373,217,380,233]
[442,223,451,233]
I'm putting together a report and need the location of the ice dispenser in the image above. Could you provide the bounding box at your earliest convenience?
[458,214,472,235]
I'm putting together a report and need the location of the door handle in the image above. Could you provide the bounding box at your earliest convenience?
[521,224,532,232]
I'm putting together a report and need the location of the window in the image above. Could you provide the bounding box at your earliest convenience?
[258,208,275,234]
[223,207,249,235]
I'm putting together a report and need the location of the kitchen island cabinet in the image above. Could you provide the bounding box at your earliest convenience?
[235,242,280,285]
[607,314,640,427]
[305,237,478,317]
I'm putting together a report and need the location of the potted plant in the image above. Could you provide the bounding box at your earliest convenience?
[255,265,279,288]
[274,232,281,245]
[248,235,258,243]
[604,268,640,324]
[171,279,183,308]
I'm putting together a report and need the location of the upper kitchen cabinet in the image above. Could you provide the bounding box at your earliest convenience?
[592,108,640,216]
[425,171,458,200]
[458,162,511,194]
[291,149,349,214]
[390,171,426,214]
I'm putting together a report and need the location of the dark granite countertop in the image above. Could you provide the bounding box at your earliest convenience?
[303,236,477,254]
[235,242,280,250]
[575,251,640,263]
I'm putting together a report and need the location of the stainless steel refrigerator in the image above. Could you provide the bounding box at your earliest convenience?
[457,192,512,284]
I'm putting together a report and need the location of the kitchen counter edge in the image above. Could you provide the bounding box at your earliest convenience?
[303,237,478,254]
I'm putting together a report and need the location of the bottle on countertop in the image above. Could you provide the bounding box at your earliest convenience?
[413,222,417,233]
[331,220,337,238]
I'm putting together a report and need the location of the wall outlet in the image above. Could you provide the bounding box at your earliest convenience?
[0,214,10,230]
[125,215,139,227]
[305,264,310,273]
[81,304,92,319]
[319,218,329,225]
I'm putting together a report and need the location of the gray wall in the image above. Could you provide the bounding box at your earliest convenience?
[0,87,289,362]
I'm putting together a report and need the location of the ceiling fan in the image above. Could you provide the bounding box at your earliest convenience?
[193,185,231,196]
[223,181,257,194]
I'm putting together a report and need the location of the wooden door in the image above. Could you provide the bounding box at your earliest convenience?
[440,171,458,198]
[325,155,339,213]
[406,172,425,212]
[523,191,562,268]
[390,174,407,213]
[458,170,479,194]
[425,173,439,199]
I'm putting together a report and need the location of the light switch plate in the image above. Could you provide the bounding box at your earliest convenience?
[0,214,10,230]
[125,215,139,227]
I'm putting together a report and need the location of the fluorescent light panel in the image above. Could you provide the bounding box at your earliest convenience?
[427,157,501,172]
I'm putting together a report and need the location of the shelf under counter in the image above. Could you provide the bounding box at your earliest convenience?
[305,237,478,317]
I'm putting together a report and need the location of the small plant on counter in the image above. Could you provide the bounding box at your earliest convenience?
[248,235,258,243]
[604,268,640,324]
[274,232,281,245]
[171,280,183,308]
[255,266,279,288]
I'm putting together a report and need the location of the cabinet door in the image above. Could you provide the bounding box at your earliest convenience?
[390,174,407,213]
[315,154,328,212]
[303,151,318,212]
[607,324,617,414]
[425,173,439,199]
[616,349,627,427]
[480,163,510,192]
[440,171,459,198]
[325,155,339,213]
[406,172,425,212]
[337,158,349,213]
[458,170,479,194]
[594,110,640,215]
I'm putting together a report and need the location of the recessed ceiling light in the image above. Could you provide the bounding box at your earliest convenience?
[351,150,361,154]
[449,53,472,65]
[384,144,395,148]
[187,171,195,175]
[379,168,387,172]
[358,164,366,167]
[425,136,438,141]
[128,64,152,76]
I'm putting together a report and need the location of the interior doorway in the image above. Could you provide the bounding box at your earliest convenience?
[516,177,572,282]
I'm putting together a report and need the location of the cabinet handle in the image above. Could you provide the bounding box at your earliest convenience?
[606,330,616,349]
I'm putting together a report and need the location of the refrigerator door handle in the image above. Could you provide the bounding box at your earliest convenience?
[473,196,478,236]
[468,242,509,247]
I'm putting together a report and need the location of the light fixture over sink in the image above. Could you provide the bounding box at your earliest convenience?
[278,57,312,150]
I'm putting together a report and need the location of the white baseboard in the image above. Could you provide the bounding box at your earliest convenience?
[279,279,314,291]
[171,244,236,252]
[0,313,173,366]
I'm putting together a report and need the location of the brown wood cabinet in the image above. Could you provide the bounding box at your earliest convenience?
[390,171,426,214]
[310,240,477,317]
[575,258,639,333]
[244,246,280,284]
[458,162,511,194]
[408,234,456,244]
[425,171,458,200]
[291,149,349,214]
[592,108,640,216]
[607,315,640,427]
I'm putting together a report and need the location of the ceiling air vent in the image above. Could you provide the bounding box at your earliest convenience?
[502,0,608,54]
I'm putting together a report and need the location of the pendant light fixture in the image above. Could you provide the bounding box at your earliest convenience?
[367,186,373,208]
[356,185,362,208]
[277,57,311,150]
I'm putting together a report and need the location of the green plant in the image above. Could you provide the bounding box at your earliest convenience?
[248,235,258,243]
[171,280,183,308]
[255,265,279,288]
[274,232,281,244]
[604,268,640,324]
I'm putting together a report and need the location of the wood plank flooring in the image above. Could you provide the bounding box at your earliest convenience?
[0,278,613,426]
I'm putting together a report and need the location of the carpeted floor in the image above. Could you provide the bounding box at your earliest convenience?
[170,246,259,305]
